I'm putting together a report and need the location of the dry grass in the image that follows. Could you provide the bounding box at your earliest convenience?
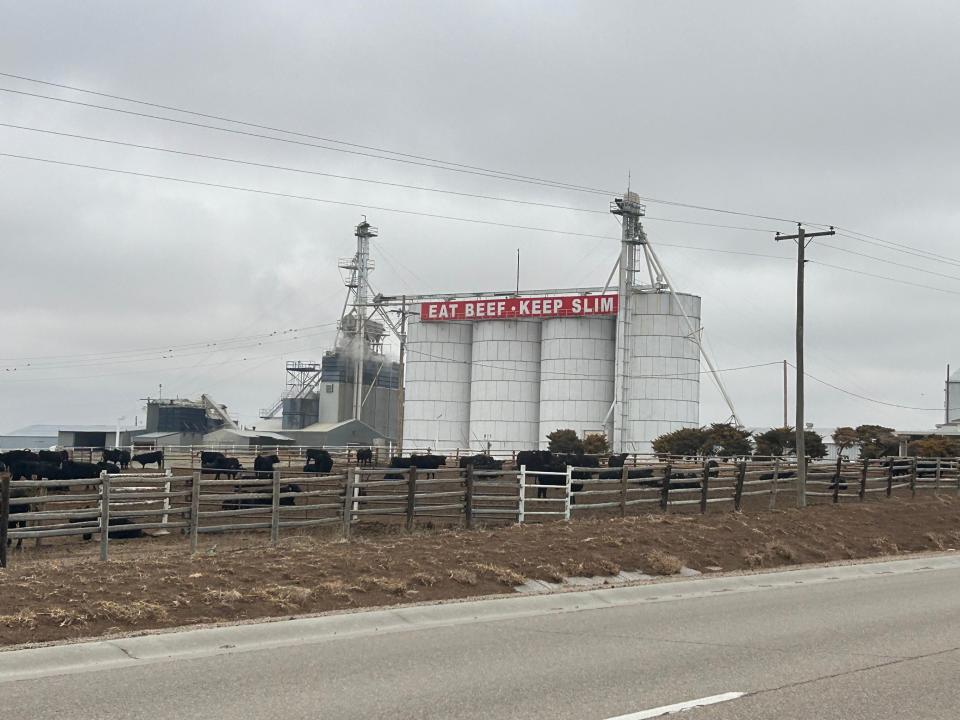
[643,550,683,575]
[251,585,313,608]
[473,563,525,586]
[355,576,408,596]
[411,572,438,586]
[203,588,244,605]
[449,569,478,586]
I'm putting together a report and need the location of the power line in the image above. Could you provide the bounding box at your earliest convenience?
[835,226,960,268]
[0,82,811,225]
[808,260,960,297]
[0,322,338,364]
[0,151,791,245]
[0,122,614,215]
[0,121,780,234]
[818,240,960,283]
[7,70,958,269]
[0,71,607,193]
[11,150,960,301]
[787,361,941,412]
[0,86,613,196]
[1,328,338,373]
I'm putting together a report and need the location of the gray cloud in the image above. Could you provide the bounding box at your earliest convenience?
[1,0,957,434]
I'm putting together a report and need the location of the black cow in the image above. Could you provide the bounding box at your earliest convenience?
[73,516,145,541]
[0,450,37,470]
[200,451,226,467]
[516,451,585,500]
[458,454,504,470]
[101,449,131,469]
[254,453,280,479]
[133,450,164,468]
[222,483,301,510]
[61,460,119,479]
[38,449,68,465]
[383,454,447,481]
[356,448,373,466]
[303,448,334,474]
[608,453,629,468]
[6,487,30,549]
[203,457,242,481]
[6,460,61,483]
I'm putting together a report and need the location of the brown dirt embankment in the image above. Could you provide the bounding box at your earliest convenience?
[1,495,958,647]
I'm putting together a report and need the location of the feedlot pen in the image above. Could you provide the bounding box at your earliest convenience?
[2,456,957,566]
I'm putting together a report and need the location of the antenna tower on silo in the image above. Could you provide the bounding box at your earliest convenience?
[608,185,742,443]
[337,218,385,421]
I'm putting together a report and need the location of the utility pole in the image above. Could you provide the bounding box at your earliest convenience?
[776,224,835,508]
[782,360,788,428]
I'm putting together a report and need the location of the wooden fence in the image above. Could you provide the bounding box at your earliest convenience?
[3,456,958,566]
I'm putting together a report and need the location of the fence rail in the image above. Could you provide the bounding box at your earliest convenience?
[2,456,955,566]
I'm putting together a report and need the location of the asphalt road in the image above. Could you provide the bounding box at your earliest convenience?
[3,555,960,720]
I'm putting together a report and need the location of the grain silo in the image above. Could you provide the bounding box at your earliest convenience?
[380,188,740,455]
[538,316,616,449]
[469,319,542,452]
[622,291,701,451]
[403,316,473,449]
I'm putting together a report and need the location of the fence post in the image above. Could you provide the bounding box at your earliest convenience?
[271,468,281,544]
[910,456,917,498]
[769,458,781,510]
[935,457,942,491]
[1,475,9,568]
[620,464,629,517]
[342,468,355,538]
[190,470,200,553]
[405,466,417,531]
[564,465,573,521]
[859,459,868,501]
[734,461,746,512]
[699,460,710,514]
[99,470,110,561]
[659,463,672,512]
[832,465,841,504]
[464,464,474,530]
[518,465,526,524]
[161,468,172,533]
[886,458,894,498]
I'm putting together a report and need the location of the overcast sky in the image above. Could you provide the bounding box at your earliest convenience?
[2,1,958,435]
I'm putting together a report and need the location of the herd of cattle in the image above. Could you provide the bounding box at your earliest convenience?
[3,446,926,550]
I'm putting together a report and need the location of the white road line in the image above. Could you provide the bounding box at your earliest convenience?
[605,692,746,719]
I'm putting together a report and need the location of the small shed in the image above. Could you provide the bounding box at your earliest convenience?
[282,419,387,447]
[202,429,296,448]
[131,431,202,448]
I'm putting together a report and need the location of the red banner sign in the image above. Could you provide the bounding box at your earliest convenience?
[420,294,618,321]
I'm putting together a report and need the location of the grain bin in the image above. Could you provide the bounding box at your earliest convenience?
[624,291,701,452]
[538,316,616,449]
[402,315,473,450]
[469,319,541,452]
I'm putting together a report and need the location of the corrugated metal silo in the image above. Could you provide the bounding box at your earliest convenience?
[538,317,615,449]
[402,315,473,450]
[469,319,541,452]
[625,291,701,452]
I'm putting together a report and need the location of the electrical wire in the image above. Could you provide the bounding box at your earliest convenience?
[0,122,783,234]
[0,322,338,364]
[787,362,942,411]
[0,82,812,224]
[0,151,794,246]
[6,71,957,269]
[1,327,338,372]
